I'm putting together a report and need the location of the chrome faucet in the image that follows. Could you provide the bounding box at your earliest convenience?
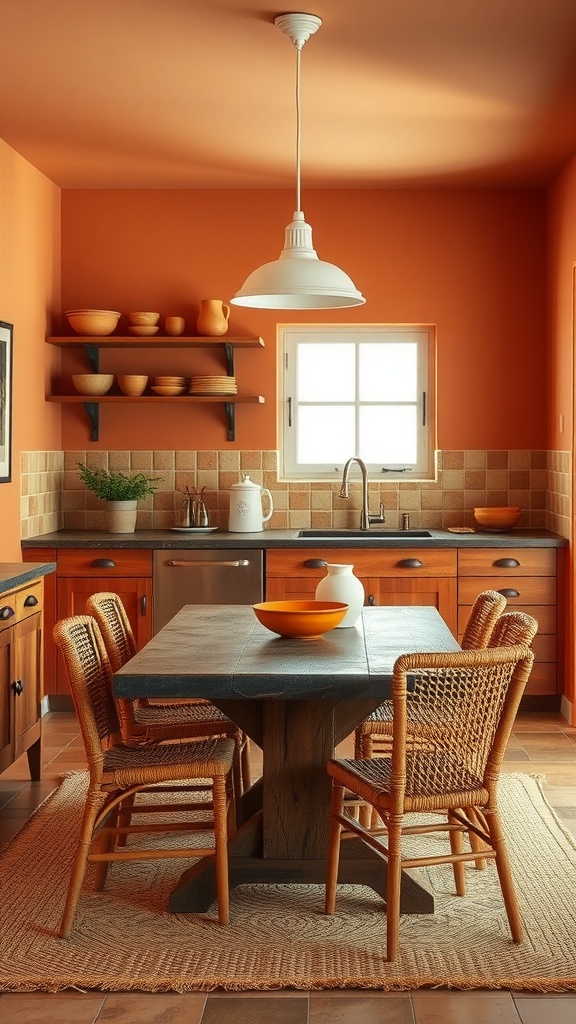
[339,457,385,531]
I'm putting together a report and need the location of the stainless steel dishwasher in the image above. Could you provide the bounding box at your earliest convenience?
[153,549,264,632]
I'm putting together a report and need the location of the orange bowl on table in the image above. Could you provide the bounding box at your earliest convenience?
[473,507,522,531]
[252,600,349,639]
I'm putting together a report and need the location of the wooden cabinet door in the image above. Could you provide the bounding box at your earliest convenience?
[56,576,153,694]
[365,576,458,636]
[13,613,42,762]
[0,623,14,773]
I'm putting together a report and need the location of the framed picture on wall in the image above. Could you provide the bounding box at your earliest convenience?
[0,320,14,483]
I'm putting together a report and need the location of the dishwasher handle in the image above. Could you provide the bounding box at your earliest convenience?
[166,559,251,568]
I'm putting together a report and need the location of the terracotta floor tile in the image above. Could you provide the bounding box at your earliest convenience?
[201,994,309,1024]
[97,992,207,1023]
[0,993,105,1023]
[310,991,413,1023]
[514,996,576,1024]
[412,990,521,1023]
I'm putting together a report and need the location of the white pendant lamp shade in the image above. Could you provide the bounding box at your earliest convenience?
[231,211,365,309]
[231,13,365,310]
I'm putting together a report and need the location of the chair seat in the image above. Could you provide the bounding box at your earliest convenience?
[103,736,234,787]
[329,754,489,813]
[133,701,234,728]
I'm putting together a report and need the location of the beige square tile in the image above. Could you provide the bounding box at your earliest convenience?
[153,450,175,470]
[175,450,197,470]
[130,451,153,471]
[464,450,487,470]
[108,450,131,470]
[509,449,531,470]
[442,450,464,470]
[218,450,240,471]
[240,450,263,471]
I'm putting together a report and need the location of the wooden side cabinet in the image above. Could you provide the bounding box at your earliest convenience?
[457,547,558,696]
[0,578,43,779]
[265,548,458,636]
[24,547,153,698]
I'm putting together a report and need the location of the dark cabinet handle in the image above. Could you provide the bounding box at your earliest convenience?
[303,558,328,569]
[90,558,117,569]
[0,605,15,620]
[23,594,39,607]
[12,680,23,695]
[494,558,520,569]
[498,588,520,598]
[396,558,423,569]
[368,594,376,606]
[141,595,147,616]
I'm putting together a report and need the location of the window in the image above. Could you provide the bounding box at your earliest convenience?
[280,324,436,481]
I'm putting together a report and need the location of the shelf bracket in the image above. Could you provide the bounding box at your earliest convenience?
[83,402,100,441]
[224,342,234,377]
[224,401,236,442]
[83,344,100,372]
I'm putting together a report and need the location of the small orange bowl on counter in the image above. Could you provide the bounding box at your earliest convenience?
[252,600,349,639]
[473,506,522,531]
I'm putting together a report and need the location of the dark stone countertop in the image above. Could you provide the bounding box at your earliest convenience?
[0,562,57,596]
[21,528,568,551]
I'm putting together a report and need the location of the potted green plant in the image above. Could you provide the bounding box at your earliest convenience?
[77,463,161,533]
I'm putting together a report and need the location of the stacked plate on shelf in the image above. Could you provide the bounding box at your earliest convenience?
[151,375,187,396]
[189,375,237,395]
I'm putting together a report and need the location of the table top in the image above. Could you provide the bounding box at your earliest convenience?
[113,604,460,702]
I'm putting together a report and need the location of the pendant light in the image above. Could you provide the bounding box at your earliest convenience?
[230,12,365,310]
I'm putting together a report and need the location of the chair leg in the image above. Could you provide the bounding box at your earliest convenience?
[386,813,403,962]
[60,790,106,939]
[466,806,488,869]
[240,733,251,791]
[353,726,363,759]
[325,781,345,914]
[212,774,230,925]
[448,811,466,896]
[486,808,523,942]
[231,735,244,820]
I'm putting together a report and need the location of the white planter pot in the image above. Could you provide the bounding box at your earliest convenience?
[106,500,138,534]
[314,563,365,627]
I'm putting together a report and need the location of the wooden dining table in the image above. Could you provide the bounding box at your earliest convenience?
[113,604,460,915]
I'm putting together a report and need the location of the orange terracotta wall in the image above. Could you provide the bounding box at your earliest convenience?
[0,140,61,559]
[59,188,547,452]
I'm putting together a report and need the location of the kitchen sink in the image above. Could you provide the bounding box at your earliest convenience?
[296,529,432,538]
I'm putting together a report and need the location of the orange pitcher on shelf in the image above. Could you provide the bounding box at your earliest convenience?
[196,298,230,337]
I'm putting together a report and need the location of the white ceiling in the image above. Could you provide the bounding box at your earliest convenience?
[1,0,576,190]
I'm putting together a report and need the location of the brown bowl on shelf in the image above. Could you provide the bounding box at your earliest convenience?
[253,600,349,639]
[72,373,114,396]
[128,312,160,326]
[65,310,121,336]
[473,506,522,531]
[117,374,148,397]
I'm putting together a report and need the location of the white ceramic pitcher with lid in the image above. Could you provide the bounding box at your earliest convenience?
[228,474,273,532]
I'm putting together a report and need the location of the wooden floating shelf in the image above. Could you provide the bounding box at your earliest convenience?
[45,335,265,441]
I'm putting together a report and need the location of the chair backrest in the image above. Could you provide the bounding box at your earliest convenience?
[86,591,137,672]
[390,645,534,806]
[53,615,122,769]
[488,610,538,648]
[461,589,507,650]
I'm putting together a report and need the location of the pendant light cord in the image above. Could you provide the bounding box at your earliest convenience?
[295,43,301,214]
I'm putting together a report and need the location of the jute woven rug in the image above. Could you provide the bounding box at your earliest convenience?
[0,771,575,994]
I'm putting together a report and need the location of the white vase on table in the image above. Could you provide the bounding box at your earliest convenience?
[315,563,364,627]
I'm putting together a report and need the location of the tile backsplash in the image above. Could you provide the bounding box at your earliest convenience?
[20,448,570,538]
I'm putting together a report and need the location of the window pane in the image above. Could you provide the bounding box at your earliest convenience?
[298,343,355,401]
[359,343,417,402]
[359,406,418,464]
[298,406,355,462]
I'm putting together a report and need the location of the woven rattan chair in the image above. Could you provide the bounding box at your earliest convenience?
[325,645,534,961]
[86,591,251,799]
[53,615,235,937]
[488,610,539,648]
[354,589,507,759]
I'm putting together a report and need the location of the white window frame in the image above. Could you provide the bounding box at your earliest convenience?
[278,324,437,482]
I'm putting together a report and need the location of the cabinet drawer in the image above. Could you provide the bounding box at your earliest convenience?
[525,662,557,696]
[458,548,556,577]
[458,577,556,606]
[266,548,457,578]
[458,604,556,635]
[57,548,153,576]
[0,580,43,630]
